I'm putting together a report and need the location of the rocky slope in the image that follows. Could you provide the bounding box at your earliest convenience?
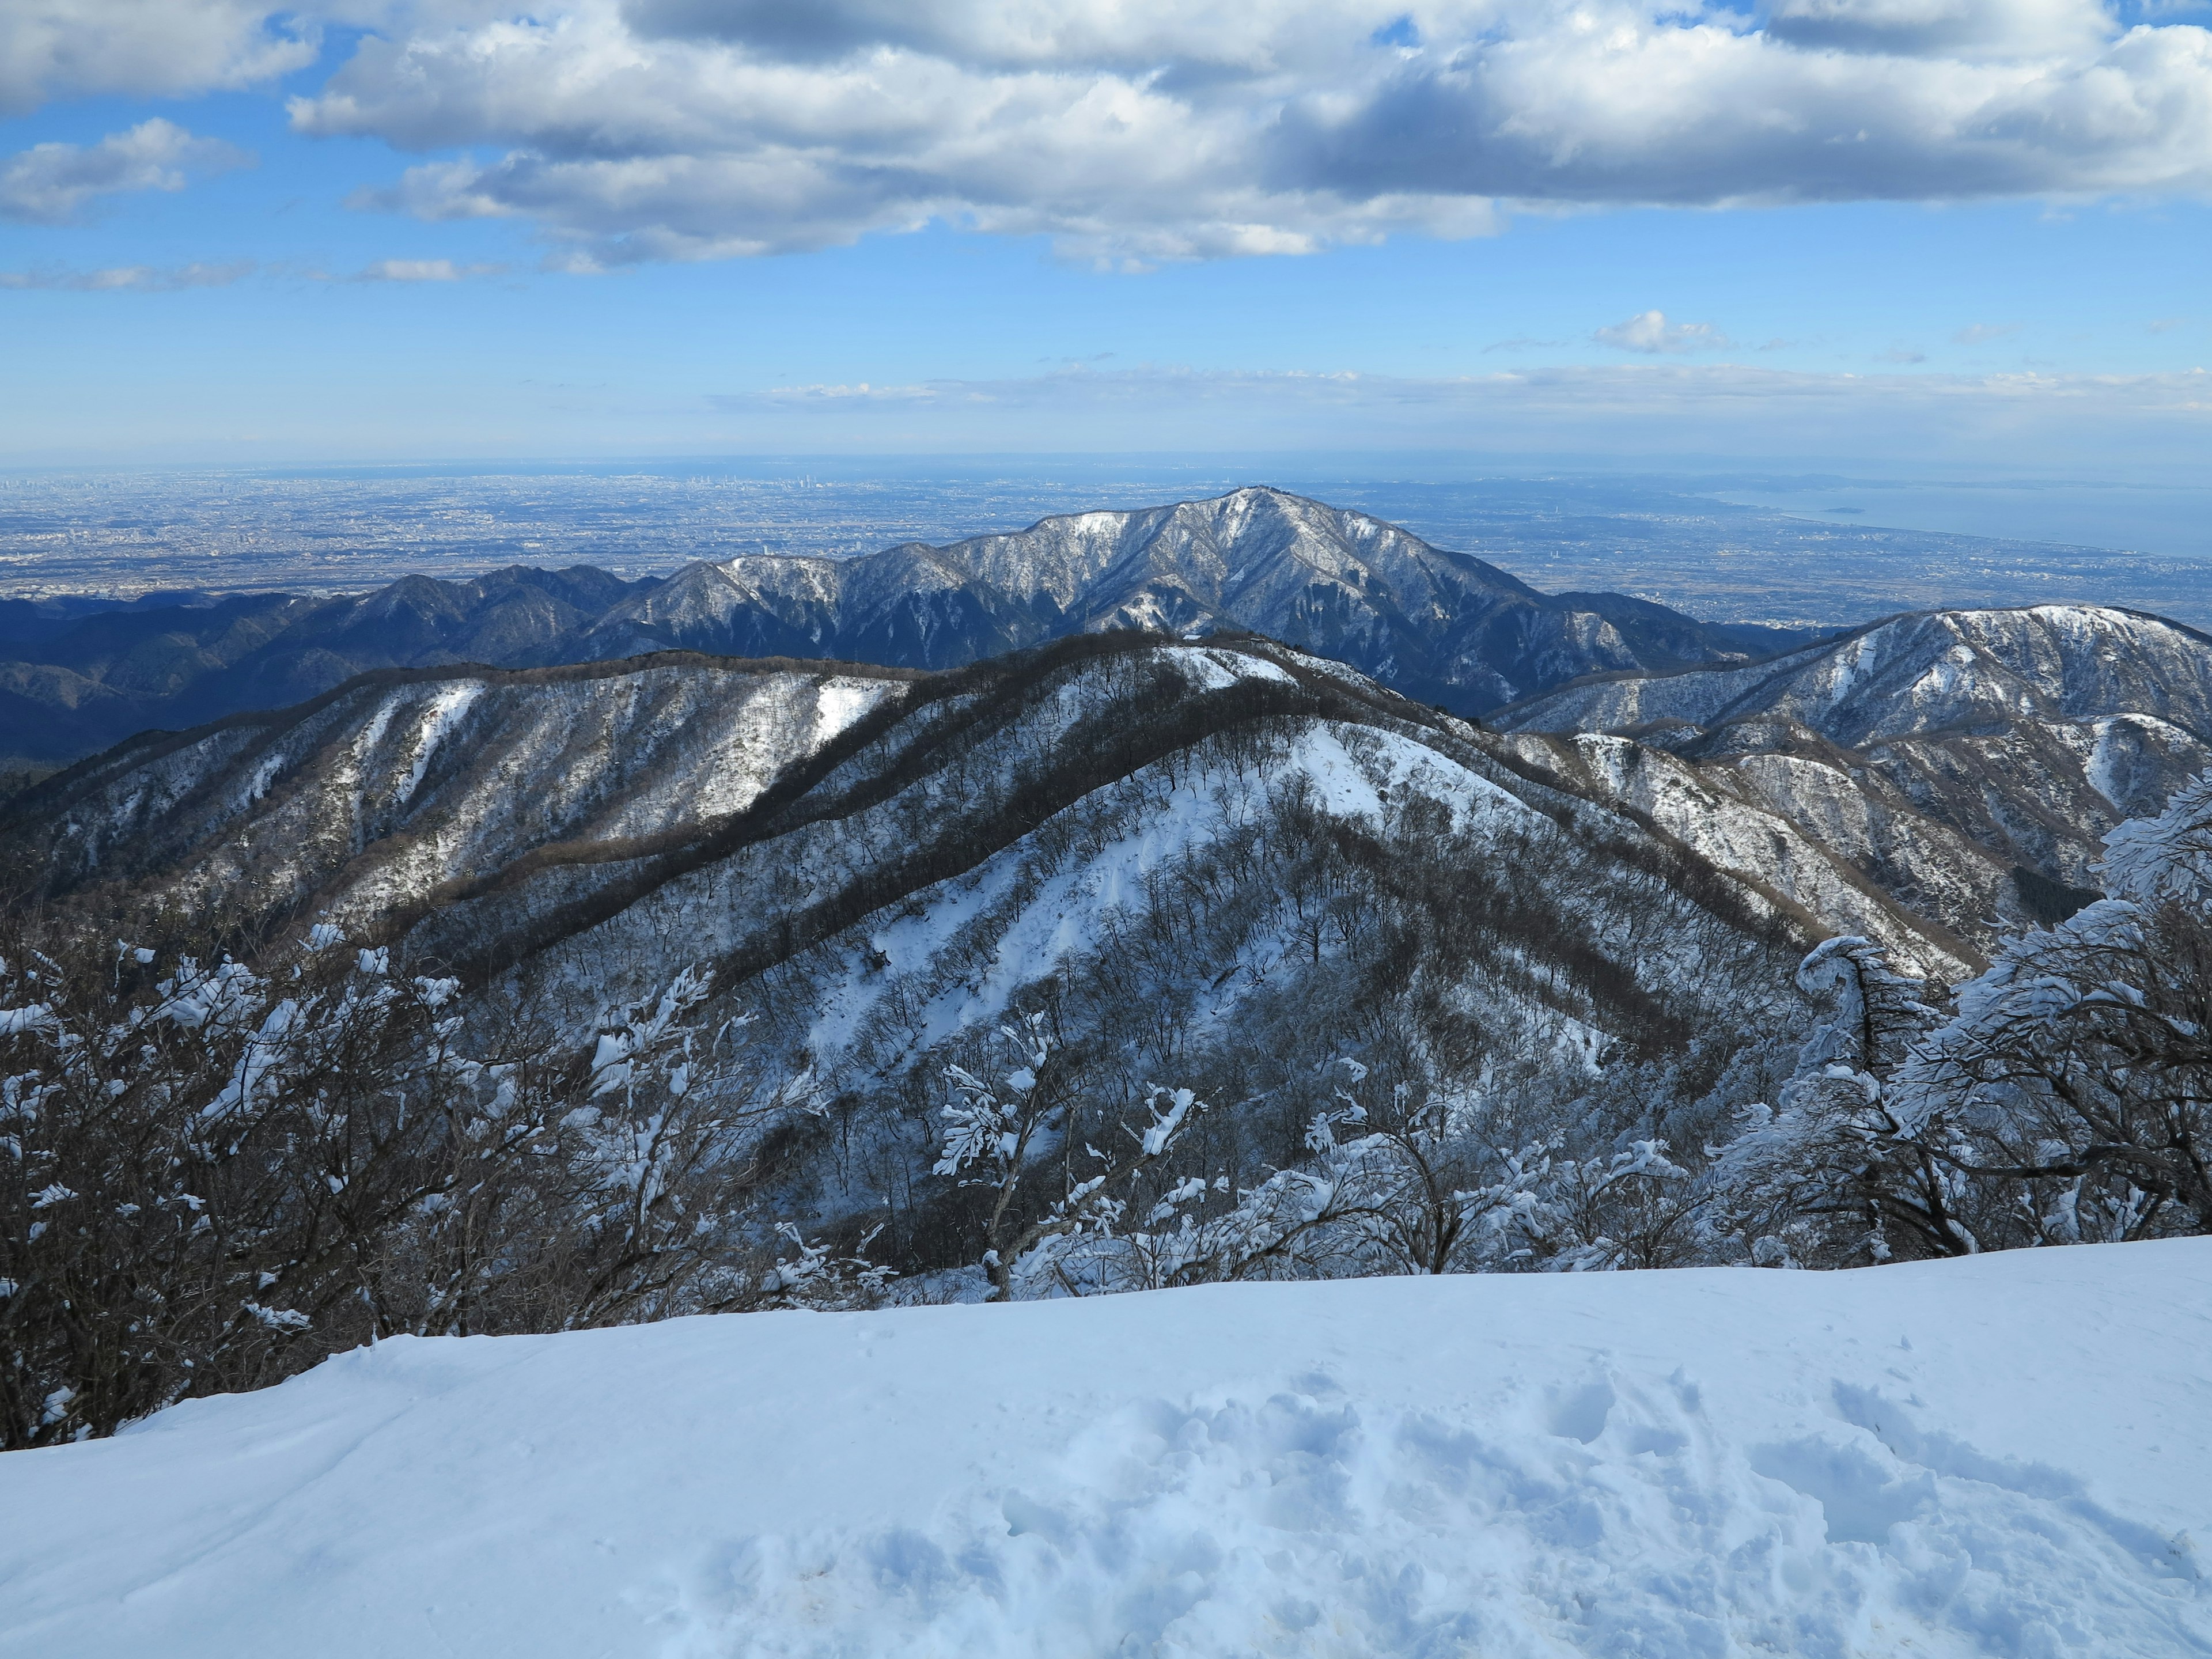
[1494,605,2212,963]
[0,490,1801,770]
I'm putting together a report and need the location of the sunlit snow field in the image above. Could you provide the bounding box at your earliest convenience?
[2,1241,2207,1658]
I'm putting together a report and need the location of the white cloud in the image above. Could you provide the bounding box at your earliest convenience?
[756,380,942,401]
[351,256,507,279]
[0,119,251,224]
[0,1,321,116]
[1954,320,2026,342]
[1282,6,2212,207]
[0,259,256,291]
[1594,310,1735,353]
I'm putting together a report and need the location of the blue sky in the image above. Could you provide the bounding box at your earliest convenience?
[3,2,2210,469]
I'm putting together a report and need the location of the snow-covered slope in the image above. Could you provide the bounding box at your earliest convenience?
[10,633,1849,1270]
[584,487,1802,713]
[29,655,919,918]
[3,1240,2206,1658]
[1494,607,2212,960]
[1498,730,1986,978]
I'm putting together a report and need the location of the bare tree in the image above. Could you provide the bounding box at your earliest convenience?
[933,1012,1206,1300]
[0,917,835,1448]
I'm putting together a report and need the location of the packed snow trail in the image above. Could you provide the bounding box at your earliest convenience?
[3,1244,2209,1658]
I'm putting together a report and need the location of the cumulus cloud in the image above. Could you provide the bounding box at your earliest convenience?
[0,259,256,291]
[0,119,251,224]
[0,0,320,117]
[1280,5,2212,206]
[1763,0,2115,57]
[1594,310,1734,353]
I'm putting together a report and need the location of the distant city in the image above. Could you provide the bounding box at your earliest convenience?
[2,465,2208,632]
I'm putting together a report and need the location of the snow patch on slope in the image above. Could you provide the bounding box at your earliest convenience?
[393,681,483,809]
[809,680,881,749]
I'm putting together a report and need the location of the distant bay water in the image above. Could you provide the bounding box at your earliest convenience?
[1706,480,2212,565]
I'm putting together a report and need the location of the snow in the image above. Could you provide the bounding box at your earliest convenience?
[232,750,287,812]
[1173,647,1297,692]
[2086,717,2131,808]
[802,726,1251,1060]
[3,1242,2208,1658]
[809,680,881,749]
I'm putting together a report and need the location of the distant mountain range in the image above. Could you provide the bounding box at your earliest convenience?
[0,488,1809,771]
[0,567,652,772]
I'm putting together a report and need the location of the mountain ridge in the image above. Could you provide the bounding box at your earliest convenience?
[1493,603,2212,963]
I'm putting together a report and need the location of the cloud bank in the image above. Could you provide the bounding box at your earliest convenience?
[10,2,2212,262]
[292,0,2212,264]
[702,361,2212,469]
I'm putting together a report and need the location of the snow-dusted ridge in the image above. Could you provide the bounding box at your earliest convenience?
[1496,605,2212,748]
[3,1240,2206,1658]
[14,618,2210,1296]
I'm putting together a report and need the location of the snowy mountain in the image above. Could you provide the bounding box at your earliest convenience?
[10,632,1855,1272]
[580,487,1804,711]
[1494,605,2212,963]
[5,1240,2207,1658]
[0,489,1798,771]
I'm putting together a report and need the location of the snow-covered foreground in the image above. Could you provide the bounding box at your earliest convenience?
[4,1246,2209,1658]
